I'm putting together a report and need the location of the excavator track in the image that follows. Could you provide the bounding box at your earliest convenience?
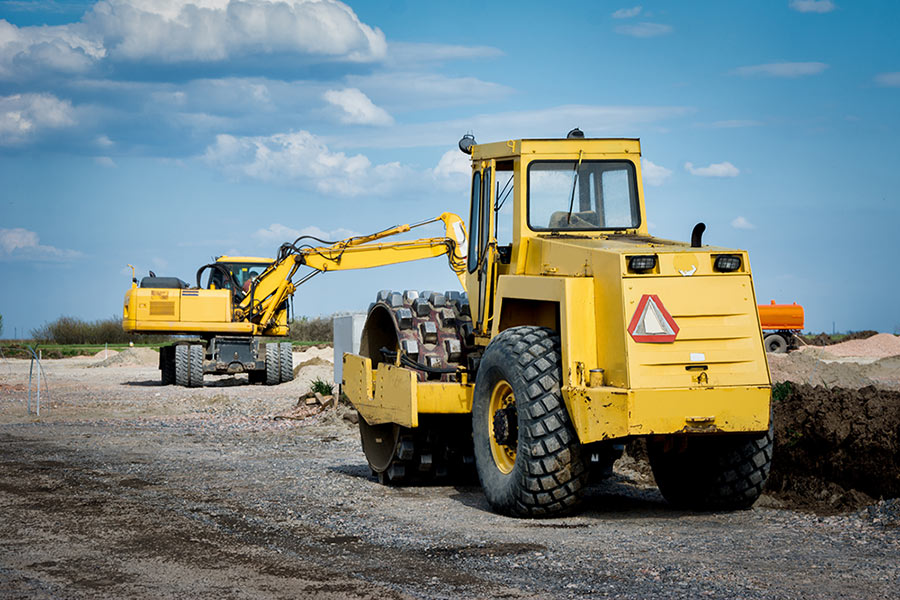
[358,289,476,484]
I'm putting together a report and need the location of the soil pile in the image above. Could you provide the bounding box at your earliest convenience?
[90,347,158,368]
[819,332,900,359]
[291,346,334,393]
[768,343,900,390]
[767,382,900,513]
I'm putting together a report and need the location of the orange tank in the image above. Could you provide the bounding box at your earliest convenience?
[758,300,804,331]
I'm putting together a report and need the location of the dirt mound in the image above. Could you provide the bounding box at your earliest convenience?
[767,383,900,513]
[90,347,158,368]
[294,356,331,371]
[93,348,119,359]
[767,348,900,390]
[820,333,900,359]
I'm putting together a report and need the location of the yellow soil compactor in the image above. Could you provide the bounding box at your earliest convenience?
[342,131,773,517]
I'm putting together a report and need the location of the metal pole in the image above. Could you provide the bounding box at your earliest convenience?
[36,349,41,417]
[28,356,33,414]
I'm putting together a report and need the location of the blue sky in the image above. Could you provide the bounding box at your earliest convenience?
[1,0,898,338]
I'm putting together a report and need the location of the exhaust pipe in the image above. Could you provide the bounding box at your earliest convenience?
[691,222,706,248]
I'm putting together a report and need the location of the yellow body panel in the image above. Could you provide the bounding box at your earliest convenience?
[563,384,771,442]
[123,288,238,334]
[345,355,419,428]
[343,353,474,421]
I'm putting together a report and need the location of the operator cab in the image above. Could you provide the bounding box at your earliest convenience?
[206,257,273,293]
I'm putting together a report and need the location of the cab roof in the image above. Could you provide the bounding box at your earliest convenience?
[215,256,274,264]
[471,138,641,161]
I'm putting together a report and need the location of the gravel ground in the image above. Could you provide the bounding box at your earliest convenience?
[1,351,899,599]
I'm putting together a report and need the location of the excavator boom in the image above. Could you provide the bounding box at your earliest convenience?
[236,212,467,333]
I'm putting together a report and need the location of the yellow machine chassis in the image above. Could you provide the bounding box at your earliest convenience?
[343,354,769,443]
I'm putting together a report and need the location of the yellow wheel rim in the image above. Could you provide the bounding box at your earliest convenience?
[489,380,517,474]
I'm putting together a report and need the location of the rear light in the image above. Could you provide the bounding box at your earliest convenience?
[628,255,657,273]
[714,254,742,272]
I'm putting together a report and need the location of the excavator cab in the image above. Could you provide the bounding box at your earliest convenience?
[204,257,273,293]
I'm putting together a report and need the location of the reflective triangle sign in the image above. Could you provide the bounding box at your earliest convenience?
[627,294,679,342]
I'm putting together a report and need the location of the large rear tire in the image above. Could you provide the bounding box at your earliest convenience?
[279,342,294,383]
[174,344,190,387]
[188,344,204,388]
[265,343,280,385]
[648,426,774,511]
[472,326,587,517]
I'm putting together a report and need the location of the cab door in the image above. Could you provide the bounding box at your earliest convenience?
[466,161,496,335]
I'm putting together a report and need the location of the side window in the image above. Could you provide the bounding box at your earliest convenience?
[494,162,514,249]
[480,167,492,259]
[467,170,482,273]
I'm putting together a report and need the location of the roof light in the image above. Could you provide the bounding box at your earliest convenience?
[714,254,742,272]
[628,255,657,273]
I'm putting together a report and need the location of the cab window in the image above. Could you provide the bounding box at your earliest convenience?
[527,160,640,231]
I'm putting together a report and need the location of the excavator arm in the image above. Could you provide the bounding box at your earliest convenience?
[237,213,468,334]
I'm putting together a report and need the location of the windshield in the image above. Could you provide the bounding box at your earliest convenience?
[527,160,640,231]
[208,262,271,290]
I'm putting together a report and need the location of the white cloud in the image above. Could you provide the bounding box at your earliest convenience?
[0,1,386,79]
[203,129,409,196]
[0,93,76,145]
[89,0,385,63]
[684,161,740,177]
[0,227,82,261]
[731,216,755,230]
[615,23,672,38]
[94,155,116,167]
[789,1,836,13]
[874,72,900,87]
[432,149,470,179]
[612,6,642,19]
[641,159,672,186]
[734,62,829,78]
[0,18,105,79]
[323,87,393,126]
[254,223,359,245]
[95,134,114,147]
[204,129,480,196]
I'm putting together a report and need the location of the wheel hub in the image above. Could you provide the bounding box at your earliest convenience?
[492,405,518,446]
[488,380,517,474]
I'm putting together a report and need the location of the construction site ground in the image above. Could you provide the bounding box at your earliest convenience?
[1,340,899,599]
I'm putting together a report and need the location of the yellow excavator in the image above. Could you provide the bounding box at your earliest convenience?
[122,214,468,387]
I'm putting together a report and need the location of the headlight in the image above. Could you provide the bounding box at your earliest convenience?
[714,254,742,272]
[628,255,657,272]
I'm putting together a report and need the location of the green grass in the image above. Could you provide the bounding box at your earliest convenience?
[0,342,161,359]
[310,378,334,396]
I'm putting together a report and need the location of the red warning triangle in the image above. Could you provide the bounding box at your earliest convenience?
[627,294,679,342]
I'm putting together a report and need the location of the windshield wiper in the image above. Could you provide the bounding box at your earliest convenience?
[565,150,584,225]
